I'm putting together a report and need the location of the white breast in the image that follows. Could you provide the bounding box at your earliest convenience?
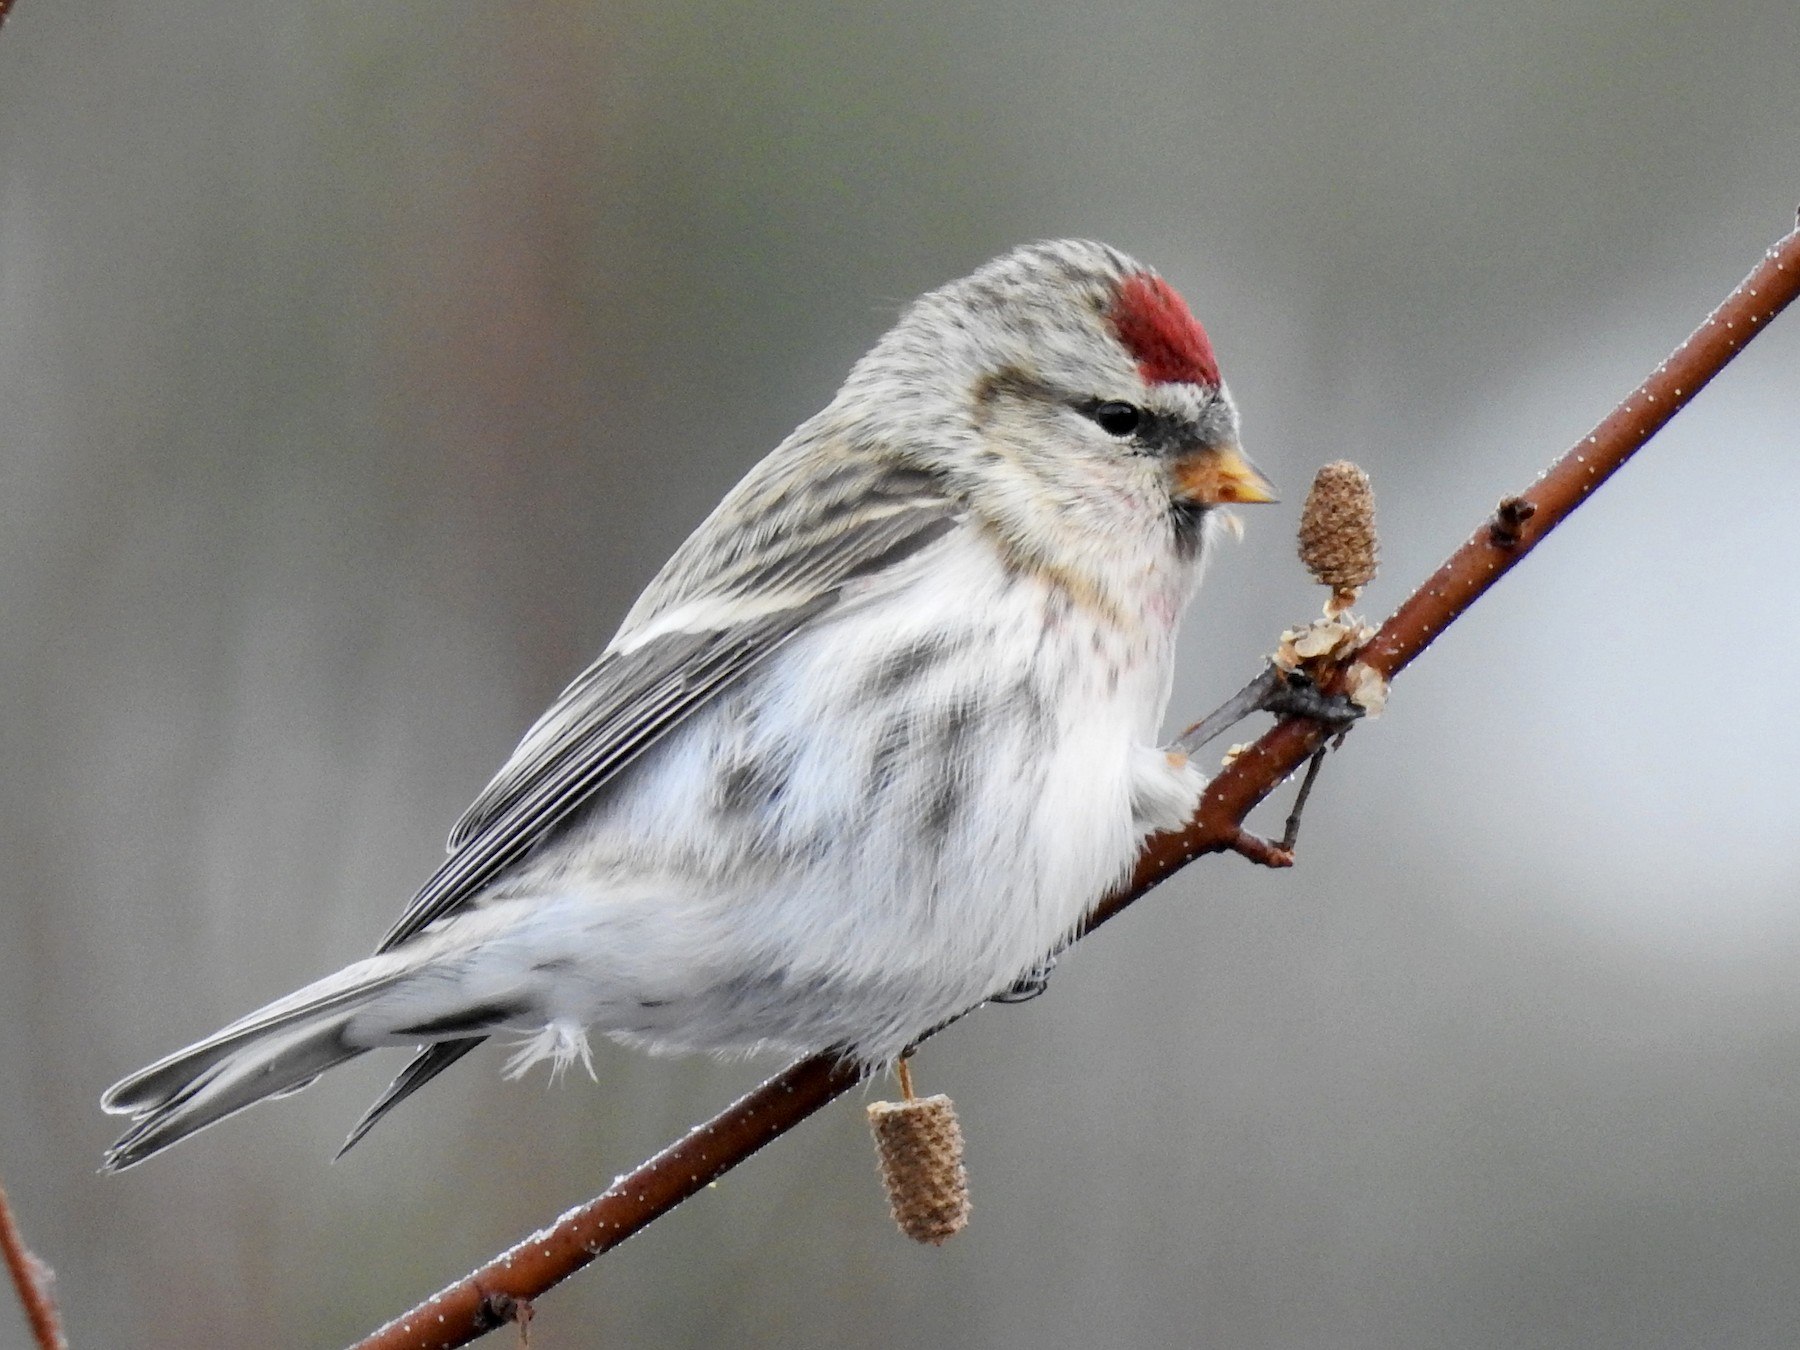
[498,527,1198,1064]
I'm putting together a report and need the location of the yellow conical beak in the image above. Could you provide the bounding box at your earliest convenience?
[1172,443,1278,506]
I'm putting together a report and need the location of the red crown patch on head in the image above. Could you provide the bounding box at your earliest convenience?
[1108,272,1221,388]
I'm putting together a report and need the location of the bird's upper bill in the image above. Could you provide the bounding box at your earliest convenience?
[1171,442,1278,505]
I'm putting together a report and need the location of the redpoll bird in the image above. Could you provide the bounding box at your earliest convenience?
[101,239,1275,1170]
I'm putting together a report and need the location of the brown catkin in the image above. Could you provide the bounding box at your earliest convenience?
[867,1095,970,1244]
[1298,460,1378,608]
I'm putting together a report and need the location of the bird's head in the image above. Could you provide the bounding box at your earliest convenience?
[841,240,1274,575]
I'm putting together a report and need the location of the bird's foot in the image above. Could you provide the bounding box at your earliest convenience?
[991,954,1057,1004]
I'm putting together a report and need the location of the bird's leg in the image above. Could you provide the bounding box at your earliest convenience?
[1173,665,1283,755]
[1173,664,1362,756]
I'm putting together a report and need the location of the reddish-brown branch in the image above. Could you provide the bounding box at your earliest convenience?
[0,1179,67,1350]
[354,218,1800,1350]
[359,1057,862,1348]
[1360,232,1800,687]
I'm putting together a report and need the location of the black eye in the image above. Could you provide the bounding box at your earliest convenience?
[1091,401,1143,437]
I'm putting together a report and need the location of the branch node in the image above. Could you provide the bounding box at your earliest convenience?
[473,1288,523,1333]
[1228,829,1295,869]
[1488,495,1538,547]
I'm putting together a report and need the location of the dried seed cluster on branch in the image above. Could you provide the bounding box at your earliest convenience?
[867,1095,971,1244]
[1273,616,1388,717]
[1278,459,1388,714]
[1298,460,1379,615]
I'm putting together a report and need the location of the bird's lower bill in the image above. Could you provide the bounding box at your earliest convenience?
[1172,444,1278,505]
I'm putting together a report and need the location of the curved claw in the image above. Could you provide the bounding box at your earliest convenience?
[991,955,1057,1004]
[1265,669,1365,729]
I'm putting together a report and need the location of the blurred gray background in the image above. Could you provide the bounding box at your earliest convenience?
[3,2,1799,1347]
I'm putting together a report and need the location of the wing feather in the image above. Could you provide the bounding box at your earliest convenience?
[378,464,958,952]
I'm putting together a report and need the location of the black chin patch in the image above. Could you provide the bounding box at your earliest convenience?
[1170,498,1208,558]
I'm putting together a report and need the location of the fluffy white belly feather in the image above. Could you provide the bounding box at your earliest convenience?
[462,530,1201,1065]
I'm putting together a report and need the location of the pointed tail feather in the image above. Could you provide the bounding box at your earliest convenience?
[336,1037,485,1160]
[102,950,421,1171]
[101,905,552,1170]
[101,966,409,1119]
[102,1012,373,1171]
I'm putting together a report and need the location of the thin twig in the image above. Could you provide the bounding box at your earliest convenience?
[1278,748,1330,853]
[0,1178,67,1350]
[353,217,1800,1350]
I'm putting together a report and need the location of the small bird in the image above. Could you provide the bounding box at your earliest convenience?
[101,240,1275,1171]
